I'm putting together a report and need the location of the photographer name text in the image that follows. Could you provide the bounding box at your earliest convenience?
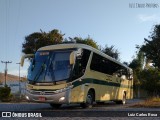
[129,3,159,8]
[128,112,158,117]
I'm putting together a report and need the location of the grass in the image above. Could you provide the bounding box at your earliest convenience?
[131,97,160,108]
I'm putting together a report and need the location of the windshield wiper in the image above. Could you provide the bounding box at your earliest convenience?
[44,54,56,84]
[33,63,46,84]
[45,61,56,84]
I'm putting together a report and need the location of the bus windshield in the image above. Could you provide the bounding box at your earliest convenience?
[27,50,73,83]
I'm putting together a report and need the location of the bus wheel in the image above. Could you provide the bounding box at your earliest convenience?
[122,92,126,105]
[81,90,94,108]
[115,92,126,105]
[50,103,62,109]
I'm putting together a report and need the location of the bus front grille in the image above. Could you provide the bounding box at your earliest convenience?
[27,90,56,95]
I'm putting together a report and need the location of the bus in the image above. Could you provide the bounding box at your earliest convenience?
[21,44,133,108]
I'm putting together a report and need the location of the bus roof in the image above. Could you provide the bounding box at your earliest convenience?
[38,43,132,71]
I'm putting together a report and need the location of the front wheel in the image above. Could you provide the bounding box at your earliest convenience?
[81,91,94,108]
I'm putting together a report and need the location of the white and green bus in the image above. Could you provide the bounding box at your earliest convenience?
[21,44,133,108]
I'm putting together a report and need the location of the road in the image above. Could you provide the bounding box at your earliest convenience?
[0,99,157,111]
[0,99,159,119]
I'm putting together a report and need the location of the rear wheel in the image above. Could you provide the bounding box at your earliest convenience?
[50,103,62,109]
[122,92,126,104]
[81,90,94,108]
[115,92,126,104]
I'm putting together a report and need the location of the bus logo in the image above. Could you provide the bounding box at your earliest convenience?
[40,91,45,95]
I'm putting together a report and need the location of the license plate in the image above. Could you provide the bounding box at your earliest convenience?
[38,97,46,101]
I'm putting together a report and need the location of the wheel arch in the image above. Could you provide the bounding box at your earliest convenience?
[122,90,127,97]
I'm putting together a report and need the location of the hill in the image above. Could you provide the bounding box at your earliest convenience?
[0,73,26,83]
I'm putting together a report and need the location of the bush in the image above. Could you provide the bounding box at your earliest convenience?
[140,68,160,97]
[0,85,11,102]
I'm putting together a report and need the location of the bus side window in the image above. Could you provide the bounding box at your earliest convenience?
[72,49,91,79]
[91,53,120,75]
[90,53,130,79]
[81,49,91,72]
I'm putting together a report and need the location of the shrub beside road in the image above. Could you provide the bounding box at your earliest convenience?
[0,85,11,102]
[131,97,160,108]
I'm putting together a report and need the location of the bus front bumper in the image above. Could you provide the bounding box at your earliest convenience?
[25,90,70,104]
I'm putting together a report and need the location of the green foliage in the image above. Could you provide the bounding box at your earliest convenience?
[67,37,120,59]
[102,45,120,60]
[131,24,160,97]
[129,52,144,71]
[69,37,99,49]
[0,86,11,102]
[130,67,141,90]
[139,68,160,96]
[141,24,160,69]
[22,29,121,61]
[129,51,145,92]
[22,29,64,54]
[129,59,140,70]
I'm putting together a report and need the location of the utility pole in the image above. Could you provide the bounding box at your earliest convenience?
[16,63,21,97]
[1,61,12,86]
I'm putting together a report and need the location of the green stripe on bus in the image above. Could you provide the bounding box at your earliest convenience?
[72,78,133,89]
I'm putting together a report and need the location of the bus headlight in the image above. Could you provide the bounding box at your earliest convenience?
[25,95,30,100]
[59,97,65,102]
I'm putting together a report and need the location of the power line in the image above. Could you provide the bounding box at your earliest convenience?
[1,61,12,86]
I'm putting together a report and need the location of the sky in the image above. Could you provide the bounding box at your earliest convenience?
[0,0,160,77]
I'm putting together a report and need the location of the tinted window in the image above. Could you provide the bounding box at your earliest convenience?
[90,53,128,76]
[71,49,91,80]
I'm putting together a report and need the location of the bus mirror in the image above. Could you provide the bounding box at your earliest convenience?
[128,74,133,80]
[128,70,133,80]
[21,54,34,67]
[70,51,75,65]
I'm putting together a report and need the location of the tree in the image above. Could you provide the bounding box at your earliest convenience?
[22,29,121,62]
[66,36,99,49]
[102,45,120,60]
[129,50,145,98]
[22,29,64,54]
[140,24,160,69]
[140,68,160,96]
[66,37,121,60]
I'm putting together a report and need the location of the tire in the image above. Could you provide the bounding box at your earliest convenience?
[115,92,126,105]
[81,90,94,108]
[50,103,62,109]
[122,92,126,105]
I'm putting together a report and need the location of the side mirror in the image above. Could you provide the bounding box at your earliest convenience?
[70,51,75,65]
[128,70,133,80]
[21,54,34,67]
[128,74,133,80]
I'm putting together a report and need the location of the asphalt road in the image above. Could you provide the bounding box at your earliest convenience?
[0,99,158,111]
[0,99,159,120]
[0,99,142,111]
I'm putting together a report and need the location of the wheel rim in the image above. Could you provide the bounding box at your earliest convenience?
[122,94,126,104]
[86,94,93,106]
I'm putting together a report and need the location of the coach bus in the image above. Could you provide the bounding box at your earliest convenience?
[21,44,133,108]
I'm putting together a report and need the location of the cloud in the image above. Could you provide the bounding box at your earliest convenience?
[138,14,160,22]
